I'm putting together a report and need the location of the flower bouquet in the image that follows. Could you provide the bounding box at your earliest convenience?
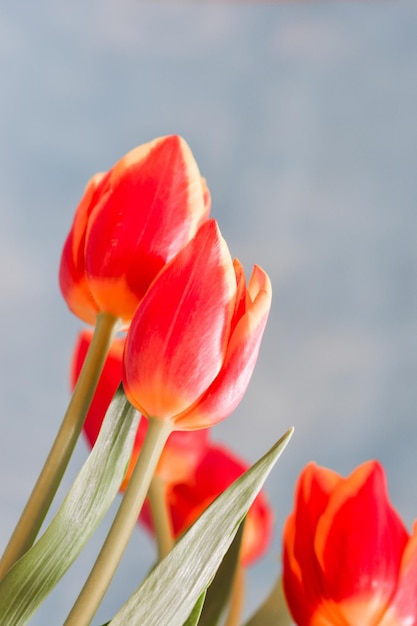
[0,135,415,626]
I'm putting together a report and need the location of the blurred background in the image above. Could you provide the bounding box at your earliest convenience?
[0,1,416,623]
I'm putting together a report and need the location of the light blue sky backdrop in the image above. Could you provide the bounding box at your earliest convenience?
[0,2,416,623]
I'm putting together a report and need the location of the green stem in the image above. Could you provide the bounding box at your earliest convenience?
[148,476,174,561]
[0,311,119,580]
[63,417,173,626]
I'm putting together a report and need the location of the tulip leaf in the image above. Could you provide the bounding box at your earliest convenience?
[244,576,293,626]
[108,427,293,626]
[198,519,245,626]
[182,591,206,626]
[0,388,139,626]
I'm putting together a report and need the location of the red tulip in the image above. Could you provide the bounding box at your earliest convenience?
[283,461,417,625]
[122,218,272,430]
[71,330,209,488]
[139,443,274,566]
[60,135,210,325]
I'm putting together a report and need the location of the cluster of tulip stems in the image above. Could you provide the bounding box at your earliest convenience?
[0,135,416,626]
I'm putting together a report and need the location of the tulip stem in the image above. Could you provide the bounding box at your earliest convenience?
[0,311,119,580]
[148,475,174,561]
[224,564,245,626]
[63,417,173,626]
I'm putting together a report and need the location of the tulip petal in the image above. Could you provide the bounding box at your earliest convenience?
[380,522,417,626]
[283,463,341,624]
[172,264,271,429]
[230,259,248,334]
[59,174,106,324]
[314,461,408,612]
[86,136,209,321]
[122,219,237,422]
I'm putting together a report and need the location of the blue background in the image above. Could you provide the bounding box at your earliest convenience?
[0,2,416,623]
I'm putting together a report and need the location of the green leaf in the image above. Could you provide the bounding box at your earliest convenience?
[198,519,245,626]
[0,388,139,626]
[182,591,206,626]
[244,577,293,626]
[108,427,293,626]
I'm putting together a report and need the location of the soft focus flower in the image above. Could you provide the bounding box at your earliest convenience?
[71,330,209,488]
[283,461,417,626]
[122,218,272,430]
[139,443,273,566]
[60,135,210,325]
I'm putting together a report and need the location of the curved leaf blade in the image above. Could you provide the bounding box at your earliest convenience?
[182,591,206,626]
[0,388,139,626]
[198,519,245,626]
[109,427,294,626]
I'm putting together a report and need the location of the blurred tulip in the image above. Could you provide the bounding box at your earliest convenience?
[139,443,273,566]
[122,218,272,430]
[283,461,417,626]
[60,135,210,325]
[71,330,209,488]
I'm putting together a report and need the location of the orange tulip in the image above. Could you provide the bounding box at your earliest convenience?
[283,461,417,625]
[122,218,272,430]
[71,330,209,488]
[60,135,210,325]
[139,443,273,566]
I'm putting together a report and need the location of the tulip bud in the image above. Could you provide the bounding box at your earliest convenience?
[60,135,210,325]
[283,461,417,625]
[122,218,272,430]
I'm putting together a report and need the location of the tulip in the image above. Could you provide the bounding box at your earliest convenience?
[122,218,272,430]
[283,461,417,626]
[60,135,210,326]
[71,330,209,488]
[139,443,274,566]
